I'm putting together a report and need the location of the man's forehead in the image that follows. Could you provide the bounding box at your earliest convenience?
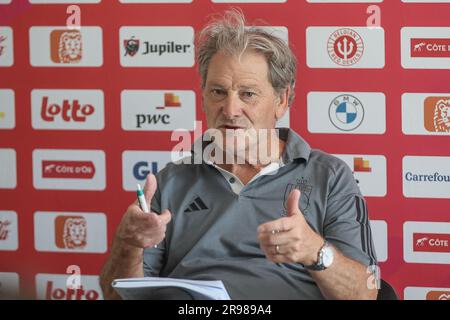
[206,51,271,87]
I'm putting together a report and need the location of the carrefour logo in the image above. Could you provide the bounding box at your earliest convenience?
[405,171,450,183]
[403,156,450,198]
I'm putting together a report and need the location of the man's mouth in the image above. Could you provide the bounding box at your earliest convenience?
[219,125,246,130]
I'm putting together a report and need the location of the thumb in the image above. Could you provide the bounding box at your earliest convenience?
[286,189,301,217]
[144,173,157,207]
[159,209,172,225]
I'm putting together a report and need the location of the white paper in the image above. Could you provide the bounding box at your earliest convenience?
[112,277,231,300]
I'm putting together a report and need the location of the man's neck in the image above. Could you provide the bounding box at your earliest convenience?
[214,138,285,185]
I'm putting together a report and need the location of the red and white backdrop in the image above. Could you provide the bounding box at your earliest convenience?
[0,0,449,300]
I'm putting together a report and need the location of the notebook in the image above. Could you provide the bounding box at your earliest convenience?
[112,277,231,300]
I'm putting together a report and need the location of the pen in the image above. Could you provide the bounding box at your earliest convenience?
[137,183,158,248]
[136,184,149,213]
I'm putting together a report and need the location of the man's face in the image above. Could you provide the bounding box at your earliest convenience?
[202,49,288,157]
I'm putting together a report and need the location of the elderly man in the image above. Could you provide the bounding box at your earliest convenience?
[100,10,378,300]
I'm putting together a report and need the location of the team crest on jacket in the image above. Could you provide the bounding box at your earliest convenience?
[283,178,313,215]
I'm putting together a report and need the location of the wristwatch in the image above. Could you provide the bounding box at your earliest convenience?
[304,240,334,271]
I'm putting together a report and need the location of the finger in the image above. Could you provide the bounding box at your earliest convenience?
[286,189,301,217]
[159,209,172,225]
[257,217,294,234]
[258,230,295,246]
[144,173,157,207]
[263,250,288,264]
[132,212,161,230]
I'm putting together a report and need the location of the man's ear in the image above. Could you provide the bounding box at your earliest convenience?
[275,87,290,120]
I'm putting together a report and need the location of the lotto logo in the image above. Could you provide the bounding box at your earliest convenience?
[36,274,103,300]
[54,216,87,249]
[31,89,104,130]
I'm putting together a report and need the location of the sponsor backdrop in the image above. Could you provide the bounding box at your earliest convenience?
[0,0,449,300]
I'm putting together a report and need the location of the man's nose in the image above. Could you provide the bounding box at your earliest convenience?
[222,93,243,118]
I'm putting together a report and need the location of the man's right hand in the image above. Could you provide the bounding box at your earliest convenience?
[116,173,172,249]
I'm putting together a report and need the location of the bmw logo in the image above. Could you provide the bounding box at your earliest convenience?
[328,94,364,131]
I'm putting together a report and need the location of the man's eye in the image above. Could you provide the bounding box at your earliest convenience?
[211,89,225,96]
[242,91,256,98]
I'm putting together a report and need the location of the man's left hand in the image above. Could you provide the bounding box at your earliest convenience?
[257,189,324,266]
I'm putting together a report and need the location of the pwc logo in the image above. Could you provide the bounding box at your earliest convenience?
[31,90,104,130]
[413,233,450,253]
[34,212,106,253]
[354,157,372,172]
[42,161,95,179]
[404,221,450,264]
[424,97,450,133]
[33,149,105,190]
[333,154,387,197]
[158,93,181,109]
[411,38,450,58]
[29,26,102,67]
[36,274,103,300]
[121,90,196,131]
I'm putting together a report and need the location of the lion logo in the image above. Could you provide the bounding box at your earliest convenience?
[55,216,87,249]
[433,99,450,132]
[50,30,82,64]
[424,97,450,133]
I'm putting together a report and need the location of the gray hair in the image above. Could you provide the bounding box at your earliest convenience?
[197,9,297,107]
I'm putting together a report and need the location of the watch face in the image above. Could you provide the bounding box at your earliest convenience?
[322,246,334,268]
